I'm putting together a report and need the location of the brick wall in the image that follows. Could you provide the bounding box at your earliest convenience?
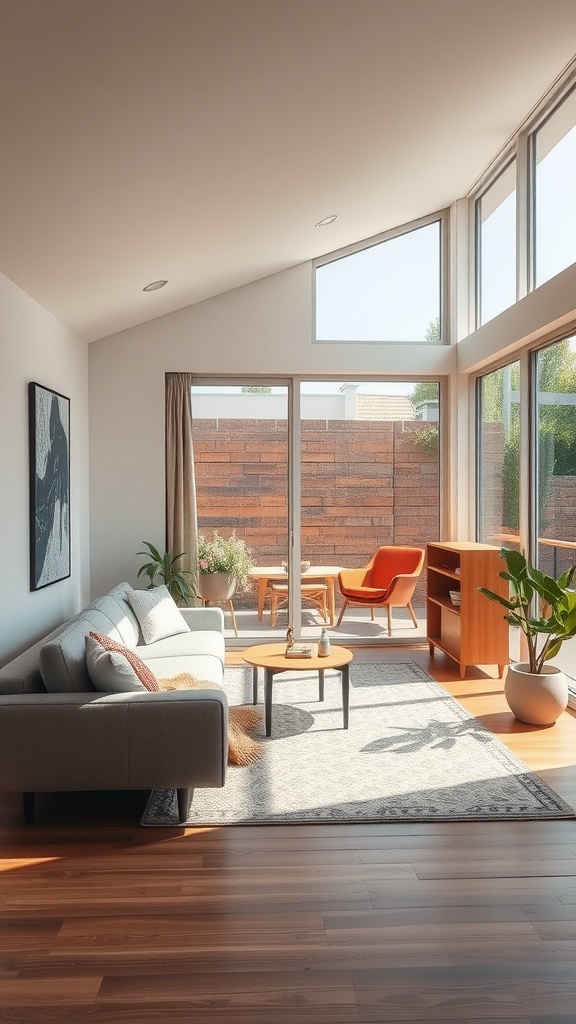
[193,418,439,606]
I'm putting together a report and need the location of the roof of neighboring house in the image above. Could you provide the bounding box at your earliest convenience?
[357,395,416,421]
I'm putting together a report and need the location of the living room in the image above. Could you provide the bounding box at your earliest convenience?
[2,1,576,1019]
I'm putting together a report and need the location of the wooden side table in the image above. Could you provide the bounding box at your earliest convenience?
[242,642,353,737]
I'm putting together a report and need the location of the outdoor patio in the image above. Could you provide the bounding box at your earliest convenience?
[219,601,576,688]
[222,602,428,647]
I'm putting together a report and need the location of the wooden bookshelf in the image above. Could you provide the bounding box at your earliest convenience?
[426,541,509,678]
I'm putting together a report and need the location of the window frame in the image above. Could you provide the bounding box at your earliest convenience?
[474,156,518,329]
[471,69,576,323]
[312,208,450,346]
[529,81,576,292]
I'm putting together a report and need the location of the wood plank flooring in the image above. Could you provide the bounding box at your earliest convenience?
[1,646,576,1022]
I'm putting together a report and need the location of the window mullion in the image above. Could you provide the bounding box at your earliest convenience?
[516,129,531,300]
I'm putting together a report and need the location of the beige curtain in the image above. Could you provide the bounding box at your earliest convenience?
[165,372,199,598]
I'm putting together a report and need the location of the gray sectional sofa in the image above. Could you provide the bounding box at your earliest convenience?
[0,583,228,823]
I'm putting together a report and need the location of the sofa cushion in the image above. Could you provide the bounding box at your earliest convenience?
[87,583,140,648]
[86,632,159,692]
[40,618,97,693]
[134,629,225,665]
[128,586,190,644]
[139,653,224,687]
[134,626,225,692]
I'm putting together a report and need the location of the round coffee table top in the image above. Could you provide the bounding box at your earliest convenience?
[242,642,352,672]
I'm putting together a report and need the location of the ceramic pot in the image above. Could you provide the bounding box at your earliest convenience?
[199,572,236,604]
[504,662,569,725]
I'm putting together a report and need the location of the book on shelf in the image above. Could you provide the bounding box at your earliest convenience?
[285,643,314,658]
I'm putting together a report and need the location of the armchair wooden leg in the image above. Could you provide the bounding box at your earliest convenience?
[336,599,349,627]
[270,591,278,628]
[387,605,392,636]
[408,600,418,628]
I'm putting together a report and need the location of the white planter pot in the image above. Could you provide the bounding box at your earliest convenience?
[504,662,569,726]
[199,572,236,604]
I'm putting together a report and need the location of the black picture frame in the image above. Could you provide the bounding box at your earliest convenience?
[28,381,71,590]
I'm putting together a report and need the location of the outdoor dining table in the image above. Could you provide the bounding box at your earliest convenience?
[248,565,344,626]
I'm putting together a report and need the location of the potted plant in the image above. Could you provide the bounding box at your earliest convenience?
[136,542,197,606]
[479,547,576,724]
[197,530,253,604]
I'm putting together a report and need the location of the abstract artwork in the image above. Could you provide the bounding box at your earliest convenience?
[28,381,70,590]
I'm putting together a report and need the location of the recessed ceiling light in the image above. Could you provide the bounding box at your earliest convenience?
[142,279,168,292]
[315,215,337,227]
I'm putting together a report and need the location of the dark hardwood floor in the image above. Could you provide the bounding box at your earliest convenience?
[1,646,576,1023]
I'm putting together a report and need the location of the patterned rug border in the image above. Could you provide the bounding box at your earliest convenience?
[141,661,576,827]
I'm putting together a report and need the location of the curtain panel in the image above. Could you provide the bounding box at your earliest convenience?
[165,372,199,596]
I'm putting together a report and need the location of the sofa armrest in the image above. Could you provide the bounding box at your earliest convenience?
[179,606,225,633]
[0,690,228,792]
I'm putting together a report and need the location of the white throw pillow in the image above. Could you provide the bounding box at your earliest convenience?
[85,634,147,692]
[127,585,191,644]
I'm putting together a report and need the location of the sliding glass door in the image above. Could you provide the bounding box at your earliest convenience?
[190,383,289,639]
[297,380,439,641]
[191,378,441,645]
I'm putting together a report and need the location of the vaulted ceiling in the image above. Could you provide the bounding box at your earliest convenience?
[1,0,576,341]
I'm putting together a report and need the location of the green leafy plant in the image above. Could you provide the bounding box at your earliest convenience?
[136,542,197,606]
[479,547,576,674]
[411,425,439,456]
[197,530,253,591]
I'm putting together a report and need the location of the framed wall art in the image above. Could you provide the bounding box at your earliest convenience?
[28,381,70,590]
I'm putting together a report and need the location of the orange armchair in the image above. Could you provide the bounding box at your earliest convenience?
[336,545,425,634]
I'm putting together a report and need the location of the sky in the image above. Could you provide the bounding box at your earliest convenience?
[192,381,419,396]
[481,114,576,324]
[315,221,440,343]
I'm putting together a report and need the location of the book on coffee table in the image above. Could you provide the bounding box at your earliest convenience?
[285,643,314,658]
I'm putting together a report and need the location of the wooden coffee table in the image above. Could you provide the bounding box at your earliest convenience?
[242,642,353,737]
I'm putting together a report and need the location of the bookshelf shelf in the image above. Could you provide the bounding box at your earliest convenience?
[426,542,509,679]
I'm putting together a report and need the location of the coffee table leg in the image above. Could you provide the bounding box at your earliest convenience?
[265,668,274,737]
[318,669,324,701]
[341,664,349,729]
[252,666,258,705]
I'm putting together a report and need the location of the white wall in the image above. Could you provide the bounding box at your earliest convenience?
[89,262,455,595]
[89,252,576,595]
[458,262,576,372]
[0,272,90,666]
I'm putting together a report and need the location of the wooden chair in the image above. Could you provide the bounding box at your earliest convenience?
[336,545,425,634]
[269,582,329,627]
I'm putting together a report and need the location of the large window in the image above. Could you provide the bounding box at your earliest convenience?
[477,362,520,548]
[190,379,441,645]
[535,337,576,684]
[314,215,444,343]
[476,339,576,685]
[533,87,576,288]
[476,160,516,326]
[474,74,576,318]
[534,337,576,580]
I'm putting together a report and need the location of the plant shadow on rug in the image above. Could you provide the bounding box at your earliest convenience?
[142,662,576,827]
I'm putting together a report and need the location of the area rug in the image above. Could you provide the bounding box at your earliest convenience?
[141,662,575,826]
